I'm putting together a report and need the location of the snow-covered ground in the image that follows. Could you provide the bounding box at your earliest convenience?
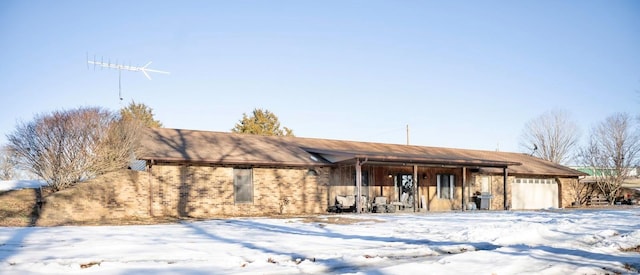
[1,209,639,275]
[0,180,44,191]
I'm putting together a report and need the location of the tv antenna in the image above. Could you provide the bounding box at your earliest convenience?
[87,53,170,101]
[530,143,538,156]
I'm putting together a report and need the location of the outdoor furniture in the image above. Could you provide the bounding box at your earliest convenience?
[473,192,493,210]
[372,196,393,213]
[587,195,609,207]
[330,195,368,213]
[390,192,412,211]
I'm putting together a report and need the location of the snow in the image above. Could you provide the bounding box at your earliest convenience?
[0,180,44,191]
[1,209,639,274]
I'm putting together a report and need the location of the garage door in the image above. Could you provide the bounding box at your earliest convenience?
[511,178,558,210]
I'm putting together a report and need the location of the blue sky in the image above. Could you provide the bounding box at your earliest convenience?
[1,1,639,153]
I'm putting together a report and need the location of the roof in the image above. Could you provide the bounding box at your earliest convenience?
[139,128,327,167]
[139,128,587,177]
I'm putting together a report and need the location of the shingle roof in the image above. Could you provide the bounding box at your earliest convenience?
[139,128,326,166]
[140,128,586,177]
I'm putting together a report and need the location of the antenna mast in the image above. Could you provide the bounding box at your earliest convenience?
[87,53,170,102]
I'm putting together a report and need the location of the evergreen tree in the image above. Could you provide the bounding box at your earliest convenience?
[232,108,294,136]
[120,100,163,128]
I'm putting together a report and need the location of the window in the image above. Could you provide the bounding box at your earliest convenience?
[437,174,454,199]
[353,170,369,186]
[516,177,556,185]
[234,168,253,203]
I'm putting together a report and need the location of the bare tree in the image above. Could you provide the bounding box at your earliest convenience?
[7,107,143,191]
[91,116,144,174]
[565,178,597,206]
[519,109,580,164]
[0,145,17,180]
[579,113,640,204]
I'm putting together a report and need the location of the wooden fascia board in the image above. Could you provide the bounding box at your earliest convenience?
[138,156,329,167]
[352,154,521,168]
[301,147,520,168]
[508,173,586,178]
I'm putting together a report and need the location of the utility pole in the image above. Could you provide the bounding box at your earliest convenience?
[406,124,410,145]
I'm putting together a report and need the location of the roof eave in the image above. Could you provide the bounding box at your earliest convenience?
[138,156,330,167]
[299,148,518,167]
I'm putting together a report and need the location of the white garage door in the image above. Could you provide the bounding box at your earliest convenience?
[511,178,558,210]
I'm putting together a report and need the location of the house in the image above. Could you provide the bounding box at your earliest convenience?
[569,166,640,205]
[136,128,587,217]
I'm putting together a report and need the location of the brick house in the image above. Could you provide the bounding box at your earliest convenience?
[136,128,586,217]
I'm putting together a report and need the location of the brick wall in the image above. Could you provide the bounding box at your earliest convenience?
[35,163,583,225]
[37,165,332,225]
[37,170,152,226]
[558,177,589,207]
[148,164,330,217]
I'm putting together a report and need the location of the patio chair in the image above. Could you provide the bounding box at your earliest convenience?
[332,195,369,212]
[372,196,392,213]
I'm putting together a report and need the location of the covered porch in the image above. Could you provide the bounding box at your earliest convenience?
[306,148,521,213]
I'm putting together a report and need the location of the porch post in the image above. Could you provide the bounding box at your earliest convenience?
[413,165,418,212]
[503,167,508,210]
[425,171,430,211]
[356,158,362,214]
[147,160,154,217]
[393,173,397,206]
[462,167,466,211]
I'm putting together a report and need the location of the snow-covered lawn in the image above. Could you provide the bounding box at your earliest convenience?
[1,209,639,275]
[0,180,44,191]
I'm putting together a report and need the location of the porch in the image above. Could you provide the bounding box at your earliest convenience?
[307,148,520,213]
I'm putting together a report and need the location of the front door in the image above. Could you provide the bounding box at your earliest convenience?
[398,174,413,206]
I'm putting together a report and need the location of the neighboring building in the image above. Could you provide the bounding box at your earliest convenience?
[136,128,587,218]
[570,166,639,178]
[568,166,640,205]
